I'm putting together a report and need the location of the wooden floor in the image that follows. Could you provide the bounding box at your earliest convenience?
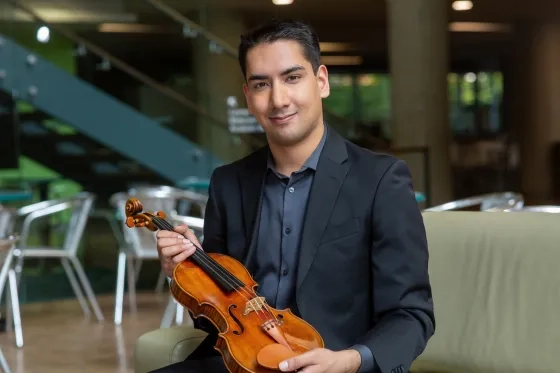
[0,292,175,373]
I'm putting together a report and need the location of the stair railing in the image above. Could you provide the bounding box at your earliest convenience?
[7,0,265,150]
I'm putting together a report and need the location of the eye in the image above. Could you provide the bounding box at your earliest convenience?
[253,82,268,89]
[286,75,301,83]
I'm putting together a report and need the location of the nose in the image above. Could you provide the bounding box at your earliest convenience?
[270,82,290,109]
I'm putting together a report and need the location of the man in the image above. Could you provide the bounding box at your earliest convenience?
[154,19,434,373]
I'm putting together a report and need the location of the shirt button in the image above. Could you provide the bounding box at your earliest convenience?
[288,187,295,193]
[285,228,291,234]
[282,269,288,276]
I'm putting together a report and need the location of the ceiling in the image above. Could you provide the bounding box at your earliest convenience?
[3,0,560,69]
[7,0,560,25]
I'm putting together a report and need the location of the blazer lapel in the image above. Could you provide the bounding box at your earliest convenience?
[239,146,268,270]
[296,130,349,290]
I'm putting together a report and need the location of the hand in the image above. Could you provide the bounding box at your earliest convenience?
[279,348,361,373]
[156,224,202,278]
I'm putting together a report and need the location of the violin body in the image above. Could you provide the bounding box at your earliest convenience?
[124,197,324,373]
[170,253,324,373]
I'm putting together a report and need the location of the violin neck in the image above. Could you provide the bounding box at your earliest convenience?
[152,216,245,293]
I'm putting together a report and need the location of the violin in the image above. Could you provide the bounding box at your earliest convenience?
[124,197,324,372]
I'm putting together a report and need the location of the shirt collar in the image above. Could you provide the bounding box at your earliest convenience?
[267,123,328,172]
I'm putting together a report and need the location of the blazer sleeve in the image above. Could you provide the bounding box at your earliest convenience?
[356,159,435,373]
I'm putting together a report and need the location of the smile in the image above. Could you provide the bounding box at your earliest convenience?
[269,113,297,124]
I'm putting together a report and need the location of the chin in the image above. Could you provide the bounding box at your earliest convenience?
[267,130,308,147]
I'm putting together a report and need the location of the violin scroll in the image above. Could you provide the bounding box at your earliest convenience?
[124,197,166,231]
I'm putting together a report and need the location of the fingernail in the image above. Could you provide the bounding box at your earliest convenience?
[279,361,288,371]
[183,239,190,244]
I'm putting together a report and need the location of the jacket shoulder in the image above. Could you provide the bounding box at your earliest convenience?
[344,140,403,175]
[209,145,267,181]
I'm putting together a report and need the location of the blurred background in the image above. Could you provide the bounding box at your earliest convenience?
[0,0,559,372]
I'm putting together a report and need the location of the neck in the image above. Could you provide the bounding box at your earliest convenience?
[269,122,325,176]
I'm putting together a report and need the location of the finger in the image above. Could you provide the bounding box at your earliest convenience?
[157,235,191,249]
[160,241,195,258]
[279,349,321,371]
[157,233,192,247]
[173,224,189,234]
[156,230,181,239]
[183,227,202,248]
[171,245,196,263]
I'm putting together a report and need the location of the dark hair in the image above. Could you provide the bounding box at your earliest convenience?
[238,19,321,79]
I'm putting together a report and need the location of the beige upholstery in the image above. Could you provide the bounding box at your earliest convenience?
[134,326,207,373]
[413,211,560,373]
[135,211,560,373]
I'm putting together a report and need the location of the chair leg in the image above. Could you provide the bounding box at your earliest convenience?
[7,270,23,348]
[114,251,126,325]
[68,257,104,322]
[60,258,91,318]
[0,250,14,302]
[175,303,184,325]
[0,347,11,373]
[134,259,143,284]
[12,255,23,286]
[160,296,176,328]
[155,270,167,293]
[125,255,137,314]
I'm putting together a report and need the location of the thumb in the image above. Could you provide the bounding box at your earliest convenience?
[279,350,317,371]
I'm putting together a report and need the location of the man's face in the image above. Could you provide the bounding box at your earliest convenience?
[242,40,330,147]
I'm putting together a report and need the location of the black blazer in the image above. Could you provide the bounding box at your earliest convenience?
[198,127,435,373]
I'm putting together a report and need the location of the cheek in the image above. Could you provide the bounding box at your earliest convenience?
[292,84,317,109]
[248,95,269,116]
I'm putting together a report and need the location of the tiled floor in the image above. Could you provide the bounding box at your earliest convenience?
[0,292,174,373]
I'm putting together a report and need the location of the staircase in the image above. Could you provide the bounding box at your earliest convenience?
[0,33,222,199]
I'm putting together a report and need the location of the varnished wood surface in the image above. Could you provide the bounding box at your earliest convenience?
[0,292,171,373]
[172,253,324,373]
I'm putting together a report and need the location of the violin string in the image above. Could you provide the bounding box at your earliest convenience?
[153,217,268,323]
[156,218,278,325]
[154,217,278,324]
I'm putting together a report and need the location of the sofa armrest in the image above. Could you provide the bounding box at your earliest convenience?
[134,326,208,373]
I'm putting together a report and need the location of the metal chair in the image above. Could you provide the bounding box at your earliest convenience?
[0,236,17,371]
[423,192,524,212]
[501,205,560,213]
[159,212,204,328]
[110,186,207,325]
[0,210,23,351]
[11,192,104,322]
[0,206,17,238]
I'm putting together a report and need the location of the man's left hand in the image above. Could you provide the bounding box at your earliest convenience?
[278,348,361,373]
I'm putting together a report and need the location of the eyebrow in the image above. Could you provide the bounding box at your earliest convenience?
[247,65,305,82]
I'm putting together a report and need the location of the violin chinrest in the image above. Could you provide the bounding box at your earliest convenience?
[256,343,300,370]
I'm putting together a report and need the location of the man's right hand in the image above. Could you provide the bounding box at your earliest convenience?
[156,224,202,278]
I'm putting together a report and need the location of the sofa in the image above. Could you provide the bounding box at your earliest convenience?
[135,211,560,373]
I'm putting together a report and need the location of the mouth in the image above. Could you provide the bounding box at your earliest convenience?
[268,112,297,125]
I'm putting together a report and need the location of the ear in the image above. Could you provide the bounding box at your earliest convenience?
[242,83,253,114]
[316,65,330,99]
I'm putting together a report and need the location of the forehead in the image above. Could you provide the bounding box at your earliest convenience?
[245,40,311,74]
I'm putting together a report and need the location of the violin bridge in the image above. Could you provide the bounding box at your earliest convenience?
[243,296,267,316]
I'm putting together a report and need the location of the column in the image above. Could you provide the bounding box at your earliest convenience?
[386,0,452,206]
[510,23,560,204]
[193,9,252,166]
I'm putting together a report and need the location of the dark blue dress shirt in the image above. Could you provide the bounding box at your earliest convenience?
[253,125,376,372]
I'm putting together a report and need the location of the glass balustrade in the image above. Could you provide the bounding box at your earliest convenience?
[1,2,261,173]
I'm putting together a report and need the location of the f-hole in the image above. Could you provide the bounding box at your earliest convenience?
[228,305,244,335]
